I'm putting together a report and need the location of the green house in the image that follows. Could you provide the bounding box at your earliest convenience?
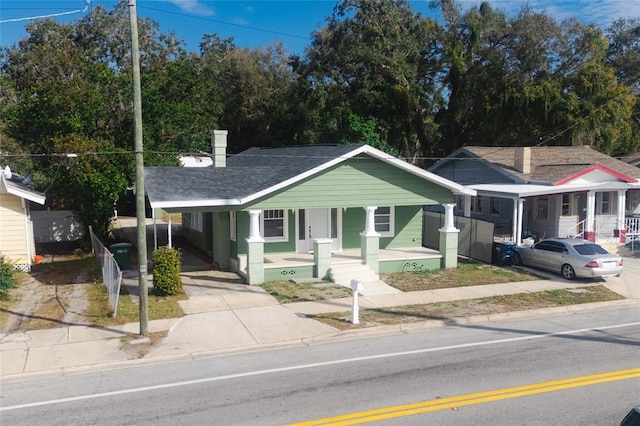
[144,133,475,285]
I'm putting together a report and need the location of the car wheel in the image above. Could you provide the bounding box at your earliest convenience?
[561,264,576,280]
[512,252,523,266]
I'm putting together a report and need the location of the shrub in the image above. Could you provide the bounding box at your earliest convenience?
[0,256,18,301]
[152,246,183,296]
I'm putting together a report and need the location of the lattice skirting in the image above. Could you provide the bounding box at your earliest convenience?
[13,263,30,272]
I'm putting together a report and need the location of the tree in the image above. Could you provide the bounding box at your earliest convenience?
[299,0,443,161]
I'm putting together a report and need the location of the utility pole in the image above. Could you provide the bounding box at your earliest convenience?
[128,0,148,335]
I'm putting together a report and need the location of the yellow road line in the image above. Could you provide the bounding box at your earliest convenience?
[290,367,640,426]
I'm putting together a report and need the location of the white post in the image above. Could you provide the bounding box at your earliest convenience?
[167,213,172,248]
[247,210,264,242]
[617,190,626,228]
[153,211,157,250]
[586,191,596,232]
[516,198,524,245]
[351,279,363,324]
[362,206,380,236]
[440,203,457,232]
[511,199,518,243]
[463,195,471,217]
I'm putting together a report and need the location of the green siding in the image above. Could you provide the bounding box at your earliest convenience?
[235,210,296,255]
[379,258,441,273]
[341,208,363,249]
[183,212,212,254]
[264,265,314,282]
[245,157,452,210]
[340,206,423,250]
[382,206,423,249]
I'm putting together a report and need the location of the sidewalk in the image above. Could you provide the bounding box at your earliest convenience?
[1,218,639,379]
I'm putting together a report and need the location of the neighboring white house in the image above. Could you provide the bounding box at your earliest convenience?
[0,166,46,271]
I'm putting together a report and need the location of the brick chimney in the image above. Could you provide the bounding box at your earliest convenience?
[211,130,228,167]
[514,147,531,174]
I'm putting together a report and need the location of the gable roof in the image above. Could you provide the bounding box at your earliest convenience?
[434,146,640,185]
[145,144,475,209]
[0,171,46,205]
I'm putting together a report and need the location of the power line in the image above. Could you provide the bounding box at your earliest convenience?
[138,5,310,41]
[0,0,92,24]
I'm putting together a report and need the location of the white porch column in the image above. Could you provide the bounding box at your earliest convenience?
[511,199,518,243]
[441,203,457,232]
[363,206,380,237]
[463,195,471,217]
[152,210,158,250]
[617,190,626,228]
[247,210,264,242]
[439,203,460,269]
[516,198,524,245]
[167,213,172,248]
[585,191,596,241]
[617,190,627,243]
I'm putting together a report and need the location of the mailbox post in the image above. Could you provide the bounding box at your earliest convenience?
[350,279,364,324]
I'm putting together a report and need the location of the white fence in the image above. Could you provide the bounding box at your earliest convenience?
[31,209,83,243]
[89,227,121,317]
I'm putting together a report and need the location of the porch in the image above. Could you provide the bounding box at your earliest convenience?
[241,247,443,284]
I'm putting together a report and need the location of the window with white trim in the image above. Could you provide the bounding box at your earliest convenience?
[261,209,288,242]
[374,206,394,237]
[190,212,203,232]
[229,211,236,241]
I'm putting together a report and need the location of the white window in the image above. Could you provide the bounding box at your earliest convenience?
[261,209,288,242]
[374,206,394,237]
[191,212,203,232]
[230,211,236,241]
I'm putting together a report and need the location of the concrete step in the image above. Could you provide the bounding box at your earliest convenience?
[330,262,378,284]
[330,262,400,296]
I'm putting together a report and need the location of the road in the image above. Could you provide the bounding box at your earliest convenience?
[1,306,638,425]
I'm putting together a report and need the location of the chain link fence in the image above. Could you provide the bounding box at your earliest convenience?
[89,226,122,317]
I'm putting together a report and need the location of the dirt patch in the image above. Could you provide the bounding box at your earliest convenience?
[311,285,625,330]
[1,250,96,334]
[119,331,168,359]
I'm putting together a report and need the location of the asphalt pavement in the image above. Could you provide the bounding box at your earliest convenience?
[1,218,638,379]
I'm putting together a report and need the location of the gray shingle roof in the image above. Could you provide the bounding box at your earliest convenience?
[463,146,640,183]
[145,144,365,206]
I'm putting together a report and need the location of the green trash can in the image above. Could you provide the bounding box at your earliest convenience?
[110,243,133,270]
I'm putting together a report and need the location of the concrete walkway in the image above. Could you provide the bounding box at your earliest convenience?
[1,218,638,379]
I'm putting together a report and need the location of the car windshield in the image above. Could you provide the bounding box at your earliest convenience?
[573,244,609,255]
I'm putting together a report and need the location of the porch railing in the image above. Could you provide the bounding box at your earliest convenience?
[566,220,586,238]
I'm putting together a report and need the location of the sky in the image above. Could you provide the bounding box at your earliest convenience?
[0,1,638,56]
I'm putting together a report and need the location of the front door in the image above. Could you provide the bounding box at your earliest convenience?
[296,208,340,253]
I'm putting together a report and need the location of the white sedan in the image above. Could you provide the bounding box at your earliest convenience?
[512,237,623,280]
